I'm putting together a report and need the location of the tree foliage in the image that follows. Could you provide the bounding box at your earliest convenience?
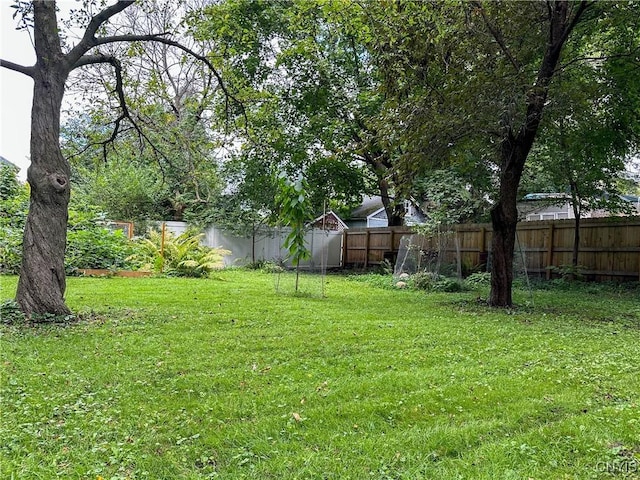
[276,174,312,266]
[190,0,399,223]
[61,1,226,224]
[0,0,238,316]
[364,0,638,305]
[275,173,313,292]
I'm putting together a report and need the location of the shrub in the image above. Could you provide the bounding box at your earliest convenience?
[0,169,29,274]
[547,264,586,281]
[129,229,231,277]
[0,228,24,274]
[0,171,139,274]
[432,278,467,292]
[464,272,492,289]
[66,228,136,273]
[411,272,443,290]
[244,259,285,273]
[65,206,138,274]
[260,260,286,274]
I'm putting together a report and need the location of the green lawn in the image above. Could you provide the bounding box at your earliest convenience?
[1,271,639,479]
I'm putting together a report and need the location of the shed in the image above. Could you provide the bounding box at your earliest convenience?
[310,210,349,231]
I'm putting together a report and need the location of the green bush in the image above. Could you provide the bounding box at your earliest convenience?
[244,259,285,273]
[128,229,231,278]
[0,167,29,274]
[432,277,467,292]
[411,271,443,290]
[0,228,24,274]
[66,228,135,273]
[0,169,138,274]
[547,264,586,281]
[464,271,492,289]
[65,206,138,273]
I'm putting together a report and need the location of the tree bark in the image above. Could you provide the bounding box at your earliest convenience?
[378,178,404,227]
[487,1,589,306]
[361,148,405,227]
[16,1,72,316]
[489,141,526,307]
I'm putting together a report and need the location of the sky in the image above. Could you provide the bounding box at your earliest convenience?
[0,1,36,179]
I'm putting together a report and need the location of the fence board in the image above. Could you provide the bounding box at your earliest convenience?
[343,217,640,282]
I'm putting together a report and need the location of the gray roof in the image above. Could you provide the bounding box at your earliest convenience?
[0,156,18,169]
[348,195,385,219]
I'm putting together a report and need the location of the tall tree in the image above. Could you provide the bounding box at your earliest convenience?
[0,0,235,316]
[190,0,403,225]
[486,1,589,305]
[366,1,639,306]
[62,1,225,224]
[539,6,640,272]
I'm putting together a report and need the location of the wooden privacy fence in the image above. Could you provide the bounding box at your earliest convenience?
[342,217,640,282]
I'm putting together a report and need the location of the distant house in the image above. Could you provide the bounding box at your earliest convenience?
[309,211,349,231]
[345,195,427,228]
[346,195,385,228]
[518,193,640,221]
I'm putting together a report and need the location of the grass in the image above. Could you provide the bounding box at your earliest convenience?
[1,270,639,479]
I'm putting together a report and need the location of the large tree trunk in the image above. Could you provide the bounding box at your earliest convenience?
[487,1,588,307]
[16,1,72,317]
[362,150,405,227]
[489,144,525,307]
[379,179,404,227]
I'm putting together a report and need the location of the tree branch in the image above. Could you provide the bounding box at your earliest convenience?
[0,58,35,77]
[72,53,170,165]
[558,1,592,48]
[63,0,244,162]
[66,0,135,66]
[93,34,242,119]
[556,49,640,74]
[70,32,245,128]
[471,1,521,72]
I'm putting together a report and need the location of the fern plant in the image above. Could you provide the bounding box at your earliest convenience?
[129,229,230,277]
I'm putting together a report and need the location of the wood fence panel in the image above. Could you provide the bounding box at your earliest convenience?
[343,217,640,282]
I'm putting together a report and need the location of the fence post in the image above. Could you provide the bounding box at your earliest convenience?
[390,229,395,260]
[545,223,555,280]
[341,229,347,267]
[455,233,462,278]
[364,229,371,269]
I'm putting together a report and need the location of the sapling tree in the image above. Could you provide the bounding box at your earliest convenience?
[275,174,312,293]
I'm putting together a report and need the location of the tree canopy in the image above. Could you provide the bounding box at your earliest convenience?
[2,0,639,315]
